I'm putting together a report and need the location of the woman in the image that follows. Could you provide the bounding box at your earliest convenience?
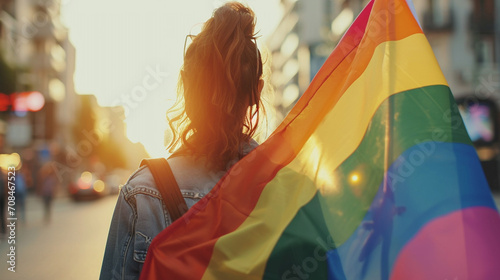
[100,2,264,279]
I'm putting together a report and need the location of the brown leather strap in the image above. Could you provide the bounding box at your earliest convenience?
[140,158,188,222]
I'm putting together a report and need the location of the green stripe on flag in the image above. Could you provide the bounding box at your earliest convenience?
[263,85,471,279]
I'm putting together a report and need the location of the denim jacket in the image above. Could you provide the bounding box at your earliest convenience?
[100,141,258,280]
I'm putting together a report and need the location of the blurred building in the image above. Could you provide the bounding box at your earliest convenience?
[268,0,364,119]
[75,94,149,174]
[0,0,76,157]
[96,99,150,173]
[268,0,500,190]
[0,0,16,65]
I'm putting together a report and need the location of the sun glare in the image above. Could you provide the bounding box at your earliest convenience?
[350,173,360,184]
[62,0,282,158]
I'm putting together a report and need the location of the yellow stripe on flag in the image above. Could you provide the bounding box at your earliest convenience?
[202,33,447,280]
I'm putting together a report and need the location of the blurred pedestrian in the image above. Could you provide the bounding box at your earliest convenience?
[38,161,58,224]
[21,147,36,193]
[100,2,265,279]
[15,168,27,224]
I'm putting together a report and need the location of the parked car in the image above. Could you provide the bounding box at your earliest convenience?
[69,171,109,200]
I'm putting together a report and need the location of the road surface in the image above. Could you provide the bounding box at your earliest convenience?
[0,194,117,280]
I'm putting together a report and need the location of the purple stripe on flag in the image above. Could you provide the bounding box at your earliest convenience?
[391,207,500,279]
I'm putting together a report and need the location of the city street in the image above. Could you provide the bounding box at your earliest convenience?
[0,194,117,280]
[0,192,499,280]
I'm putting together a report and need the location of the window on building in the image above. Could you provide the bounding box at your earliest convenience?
[423,0,453,31]
[471,0,495,35]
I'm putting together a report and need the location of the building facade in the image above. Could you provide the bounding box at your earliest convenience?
[0,0,76,154]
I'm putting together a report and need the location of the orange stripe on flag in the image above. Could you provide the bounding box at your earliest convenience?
[140,1,423,279]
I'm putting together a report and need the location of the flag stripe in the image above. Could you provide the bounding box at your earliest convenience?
[324,143,496,280]
[288,32,447,201]
[268,142,495,280]
[390,207,500,280]
[276,0,373,130]
[262,85,474,279]
[276,0,422,141]
[143,2,424,278]
[205,33,450,275]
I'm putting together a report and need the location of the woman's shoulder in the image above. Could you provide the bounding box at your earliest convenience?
[168,139,259,191]
[166,155,225,194]
[120,159,213,200]
[119,160,212,214]
[122,138,259,199]
[120,165,159,199]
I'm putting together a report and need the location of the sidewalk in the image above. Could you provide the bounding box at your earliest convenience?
[10,192,72,229]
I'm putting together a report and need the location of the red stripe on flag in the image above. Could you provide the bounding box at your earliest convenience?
[140,1,423,279]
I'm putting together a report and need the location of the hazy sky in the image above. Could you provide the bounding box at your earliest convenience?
[61,0,282,157]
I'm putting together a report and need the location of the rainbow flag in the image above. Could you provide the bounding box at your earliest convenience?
[140,0,500,279]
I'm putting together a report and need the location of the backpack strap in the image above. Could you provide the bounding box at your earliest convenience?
[140,158,188,222]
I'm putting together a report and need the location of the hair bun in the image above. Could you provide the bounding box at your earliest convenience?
[213,2,256,39]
